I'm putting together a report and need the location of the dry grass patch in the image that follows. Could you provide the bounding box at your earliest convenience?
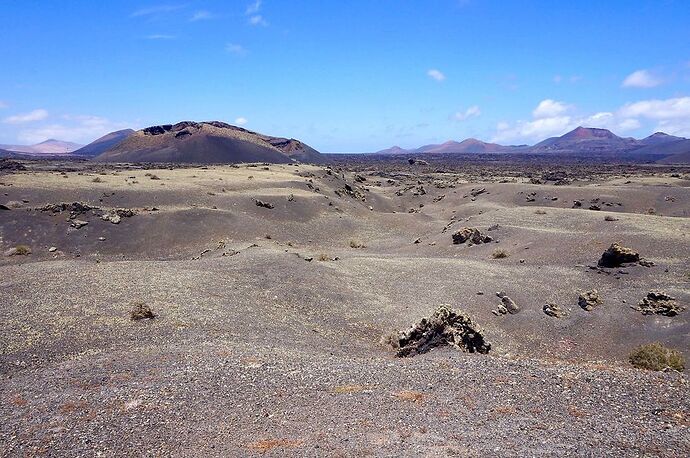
[246,439,304,453]
[392,390,426,403]
[491,248,509,259]
[629,342,684,372]
[349,239,366,248]
[333,384,367,394]
[534,209,547,215]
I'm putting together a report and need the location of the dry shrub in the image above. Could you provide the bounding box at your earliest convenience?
[92,177,103,183]
[130,301,156,321]
[392,390,426,403]
[349,239,366,248]
[246,439,304,453]
[492,248,509,259]
[629,342,684,372]
[534,209,547,215]
[333,384,366,394]
[14,245,31,256]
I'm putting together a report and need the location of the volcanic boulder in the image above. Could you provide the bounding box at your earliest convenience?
[392,305,491,357]
[598,243,639,268]
[633,291,685,317]
[452,227,493,245]
[579,290,603,311]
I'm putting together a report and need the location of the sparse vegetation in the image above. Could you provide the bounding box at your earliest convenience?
[130,302,156,321]
[629,342,684,372]
[393,390,426,403]
[604,215,619,221]
[13,245,31,256]
[91,176,103,183]
[534,209,547,215]
[317,253,332,261]
[349,239,366,248]
[492,248,509,259]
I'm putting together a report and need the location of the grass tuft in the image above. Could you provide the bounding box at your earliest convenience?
[629,342,684,372]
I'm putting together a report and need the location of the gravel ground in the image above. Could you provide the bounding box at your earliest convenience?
[1,161,689,456]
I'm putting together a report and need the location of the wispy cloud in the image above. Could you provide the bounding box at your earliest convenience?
[532,99,571,118]
[0,101,8,109]
[190,10,213,21]
[553,74,582,84]
[235,117,248,126]
[226,43,247,56]
[3,109,49,124]
[246,0,262,15]
[16,115,131,144]
[131,4,185,18]
[145,34,175,40]
[249,15,268,26]
[452,105,481,121]
[622,69,662,88]
[245,1,268,26]
[427,69,446,82]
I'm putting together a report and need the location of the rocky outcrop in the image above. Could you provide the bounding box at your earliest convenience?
[494,292,520,315]
[633,291,685,317]
[452,227,493,245]
[543,303,567,318]
[579,290,603,311]
[392,305,491,357]
[598,243,639,267]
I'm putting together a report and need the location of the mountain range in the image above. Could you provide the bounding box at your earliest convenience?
[0,139,83,155]
[375,126,690,163]
[2,124,690,164]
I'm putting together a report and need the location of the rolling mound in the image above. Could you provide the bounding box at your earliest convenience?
[73,129,135,157]
[94,121,326,164]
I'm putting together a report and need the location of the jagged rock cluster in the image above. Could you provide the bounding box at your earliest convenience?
[392,305,491,357]
[452,227,493,245]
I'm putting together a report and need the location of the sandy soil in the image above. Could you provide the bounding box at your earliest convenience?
[1,160,689,456]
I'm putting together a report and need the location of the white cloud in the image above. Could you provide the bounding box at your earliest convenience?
[145,34,175,40]
[16,115,130,144]
[622,69,662,88]
[532,99,570,118]
[452,105,481,121]
[493,115,572,144]
[190,10,213,21]
[245,1,267,25]
[235,117,248,126]
[427,69,446,82]
[246,0,262,15]
[619,96,690,136]
[131,5,184,18]
[249,14,268,26]
[225,43,247,56]
[492,96,690,143]
[3,109,49,124]
[619,97,690,120]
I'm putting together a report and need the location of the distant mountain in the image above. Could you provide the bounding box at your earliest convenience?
[529,127,638,155]
[637,139,690,164]
[374,146,411,155]
[95,121,327,164]
[417,138,519,154]
[73,129,135,157]
[370,126,689,162]
[640,132,685,146]
[0,139,84,155]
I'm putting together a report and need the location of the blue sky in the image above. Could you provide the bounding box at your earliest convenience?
[1,0,689,152]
